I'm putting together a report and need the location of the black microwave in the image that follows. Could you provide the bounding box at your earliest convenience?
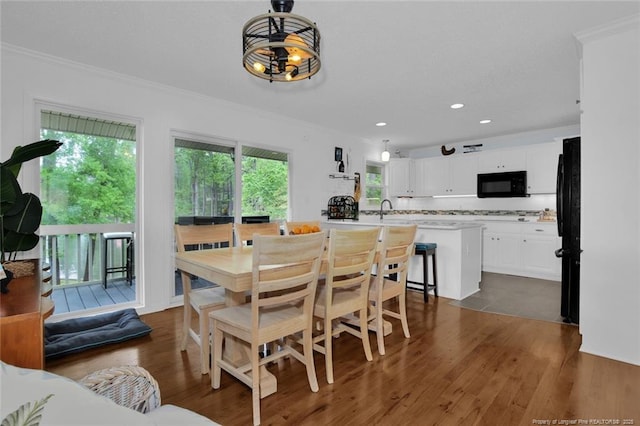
[477,170,528,198]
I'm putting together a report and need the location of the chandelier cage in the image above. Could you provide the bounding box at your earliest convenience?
[243,10,321,82]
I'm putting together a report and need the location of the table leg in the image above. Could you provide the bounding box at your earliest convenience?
[223,289,277,398]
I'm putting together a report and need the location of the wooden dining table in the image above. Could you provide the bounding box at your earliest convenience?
[174,240,394,398]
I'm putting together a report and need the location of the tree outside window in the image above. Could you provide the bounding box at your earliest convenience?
[365,162,385,205]
[174,140,235,219]
[241,147,288,221]
[41,130,136,225]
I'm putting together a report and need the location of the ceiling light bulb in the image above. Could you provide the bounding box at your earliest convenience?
[285,67,299,81]
[381,139,390,162]
[480,119,492,124]
[285,34,312,59]
[253,62,266,73]
[288,54,302,63]
[376,122,387,127]
[450,103,465,109]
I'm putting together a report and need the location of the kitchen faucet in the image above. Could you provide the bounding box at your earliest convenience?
[380,199,393,221]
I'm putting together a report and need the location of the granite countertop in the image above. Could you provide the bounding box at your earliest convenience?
[326,218,484,230]
[326,214,557,230]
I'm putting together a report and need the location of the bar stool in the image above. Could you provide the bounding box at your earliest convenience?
[408,242,438,302]
[102,232,134,289]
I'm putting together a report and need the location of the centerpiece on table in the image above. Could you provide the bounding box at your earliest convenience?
[1,139,62,293]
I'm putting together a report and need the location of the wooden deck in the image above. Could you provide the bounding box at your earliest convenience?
[51,279,136,314]
[51,273,215,314]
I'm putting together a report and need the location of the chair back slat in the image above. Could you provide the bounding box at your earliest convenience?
[251,233,326,327]
[374,225,417,288]
[234,222,280,246]
[175,223,233,251]
[325,227,380,293]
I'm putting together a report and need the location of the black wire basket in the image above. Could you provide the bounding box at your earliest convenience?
[327,196,358,220]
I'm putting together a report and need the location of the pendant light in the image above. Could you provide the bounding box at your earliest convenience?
[242,0,321,83]
[381,139,390,162]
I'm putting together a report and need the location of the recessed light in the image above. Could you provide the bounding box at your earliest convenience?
[480,119,492,124]
[450,103,464,109]
[375,122,387,127]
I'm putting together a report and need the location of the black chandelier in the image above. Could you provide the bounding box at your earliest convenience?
[242,0,321,82]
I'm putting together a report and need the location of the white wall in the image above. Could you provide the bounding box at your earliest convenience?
[0,45,379,315]
[577,16,640,365]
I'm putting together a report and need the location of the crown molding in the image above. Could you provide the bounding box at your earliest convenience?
[573,14,640,58]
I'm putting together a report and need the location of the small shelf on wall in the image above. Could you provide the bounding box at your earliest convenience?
[329,173,356,181]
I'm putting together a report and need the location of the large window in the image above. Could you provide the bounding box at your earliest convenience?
[174,138,235,219]
[365,161,385,205]
[40,111,136,225]
[241,146,288,221]
[173,140,289,223]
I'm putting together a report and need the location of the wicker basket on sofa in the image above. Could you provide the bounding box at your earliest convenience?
[78,365,161,413]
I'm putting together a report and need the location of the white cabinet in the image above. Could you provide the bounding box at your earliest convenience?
[388,158,414,196]
[388,158,428,197]
[481,221,560,280]
[423,155,477,196]
[478,148,526,173]
[521,225,561,277]
[525,142,562,194]
[449,155,478,195]
[422,157,448,195]
[482,224,521,271]
[389,141,559,197]
[412,158,429,196]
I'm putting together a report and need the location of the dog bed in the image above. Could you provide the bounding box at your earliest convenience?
[44,308,152,359]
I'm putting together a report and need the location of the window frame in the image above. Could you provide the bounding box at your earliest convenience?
[363,160,386,207]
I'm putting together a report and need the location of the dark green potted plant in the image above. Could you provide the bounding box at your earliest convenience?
[1,139,62,293]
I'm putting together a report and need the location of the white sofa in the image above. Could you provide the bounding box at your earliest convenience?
[0,361,219,425]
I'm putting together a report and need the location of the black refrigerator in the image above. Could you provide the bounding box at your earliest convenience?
[555,137,581,324]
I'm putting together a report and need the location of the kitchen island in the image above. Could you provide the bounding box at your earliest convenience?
[323,219,483,300]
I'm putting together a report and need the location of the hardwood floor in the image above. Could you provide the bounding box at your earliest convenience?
[46,291,640,425]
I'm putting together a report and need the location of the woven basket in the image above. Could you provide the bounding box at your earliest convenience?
[2,260,35,278]
[78,365,161,413]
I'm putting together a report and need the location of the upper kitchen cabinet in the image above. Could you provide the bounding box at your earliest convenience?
[525,142,562,194]
[477,148,526,173]
[423,155,478,196]
[388,158,416,196]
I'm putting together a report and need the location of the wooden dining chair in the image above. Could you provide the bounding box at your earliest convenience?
[234,222,281,246]
[210,232,326,426]
[312,226,380,384]
[284,220,321,235]
[174,223,233,374]
[368,224,417,355]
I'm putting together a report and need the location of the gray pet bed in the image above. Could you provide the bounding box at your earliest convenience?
[44,308,152,359]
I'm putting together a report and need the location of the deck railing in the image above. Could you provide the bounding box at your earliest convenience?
[39,224,135,287]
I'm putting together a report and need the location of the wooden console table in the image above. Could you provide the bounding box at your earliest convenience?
[0,259,53,369]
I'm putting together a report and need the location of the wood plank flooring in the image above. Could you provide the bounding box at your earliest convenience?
[46,291,640,426]
[51,279,136,314]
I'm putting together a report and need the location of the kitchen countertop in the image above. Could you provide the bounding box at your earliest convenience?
[326,218,484,230]
[326,215,556,230]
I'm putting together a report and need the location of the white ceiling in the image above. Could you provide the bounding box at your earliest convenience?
[2,1,639,151]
